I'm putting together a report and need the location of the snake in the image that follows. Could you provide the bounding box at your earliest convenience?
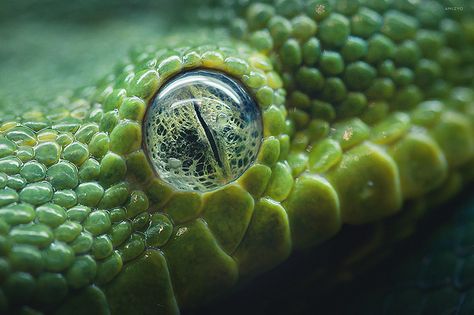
[0,0,473,314]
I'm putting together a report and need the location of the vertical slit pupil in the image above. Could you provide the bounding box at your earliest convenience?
[144,69,263,192]
[192,100,225,171]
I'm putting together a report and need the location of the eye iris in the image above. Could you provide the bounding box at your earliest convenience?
[144,70,263,192]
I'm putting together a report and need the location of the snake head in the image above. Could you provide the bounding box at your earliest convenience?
[1,1,473,314]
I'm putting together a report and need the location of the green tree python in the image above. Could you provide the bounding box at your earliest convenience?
[0,0,473,314]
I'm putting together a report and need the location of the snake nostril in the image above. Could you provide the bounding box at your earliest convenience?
[144,69,263,192]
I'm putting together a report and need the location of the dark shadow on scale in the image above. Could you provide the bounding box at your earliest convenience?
[188,184,474,315]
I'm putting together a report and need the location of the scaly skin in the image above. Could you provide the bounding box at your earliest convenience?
[0,0,473,314]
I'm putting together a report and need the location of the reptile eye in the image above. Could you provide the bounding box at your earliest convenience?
[144,69,263,192]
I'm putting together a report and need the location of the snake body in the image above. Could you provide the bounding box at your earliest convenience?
[0,0,473,314]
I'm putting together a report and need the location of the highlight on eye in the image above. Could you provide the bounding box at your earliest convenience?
[144,69,263,192]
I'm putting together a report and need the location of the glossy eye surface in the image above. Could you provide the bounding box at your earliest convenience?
[144,69,263,192]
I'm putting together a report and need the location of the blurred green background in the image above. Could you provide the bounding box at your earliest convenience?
[0,0,185,107]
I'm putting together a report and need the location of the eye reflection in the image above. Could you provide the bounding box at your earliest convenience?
[144,69,263,192]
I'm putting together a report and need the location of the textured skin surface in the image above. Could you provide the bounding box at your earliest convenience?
[0,0,473,314]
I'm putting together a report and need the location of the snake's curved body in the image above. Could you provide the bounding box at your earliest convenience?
[0,0,473,314]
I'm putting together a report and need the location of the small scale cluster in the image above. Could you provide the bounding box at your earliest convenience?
[0,101,174,313]
[222,0,472,138]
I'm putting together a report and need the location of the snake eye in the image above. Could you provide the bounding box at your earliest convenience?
[144,69,263,192]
